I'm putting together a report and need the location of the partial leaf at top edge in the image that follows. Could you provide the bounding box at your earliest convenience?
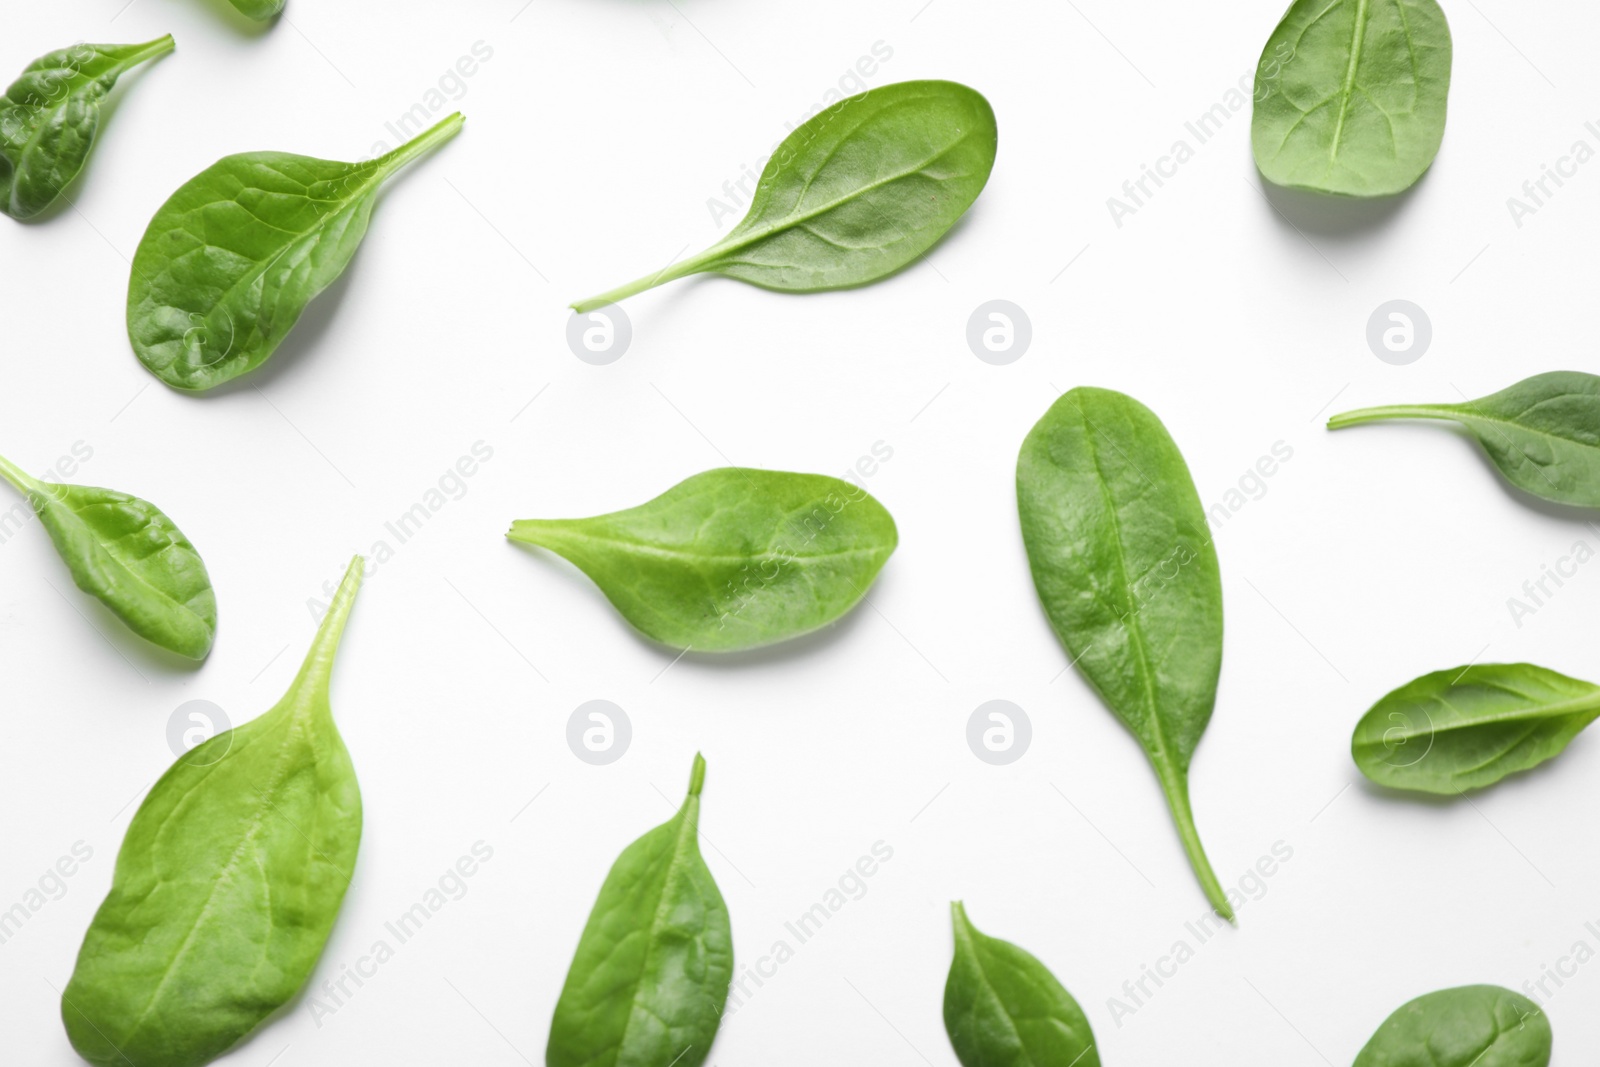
[127,112,464,392]
[1352,663,1600,795]
[1252,0,1452,196]
[0,37,175,219]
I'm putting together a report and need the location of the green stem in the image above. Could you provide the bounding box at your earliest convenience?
[1157,767,1233,922]
[121,35,177,69]
[374,112,465,181]
[687,752,707,797]
[0,453,39,496]
[291,556,365,705]
[570,246,722,313]
[1326,404,1455,431]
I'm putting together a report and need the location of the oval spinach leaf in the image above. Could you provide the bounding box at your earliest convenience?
[1355,985,1551,1067]
[1252,0,1452,197]
[127,112,464,392]
[61,557,367,1067]
[1,36,174,220]
[1329,372,1600,507]
[0,453,215,660]
[508,468,897,652]
[944,902,1099,1067]
[572,80,995,311]
[1017,388,1232,919]
[548,753,732,1067]
[1353,663,1600,795]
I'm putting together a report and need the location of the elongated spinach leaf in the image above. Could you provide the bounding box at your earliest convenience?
[508,468,897,652]
[1,36,174,219]
[944,902,1099,1067]
[1353,663,1600,795]
[228,0,285,19]
[1355,985,1551,1067]
[548,753,732,1067]
[0,453,215,660]
[62,557,366,1067]
[1252,0,1452,196]
[127,112,464,392]
[1017,388,1232,919]
[1329,372,1600,507]
[572,80,995,311]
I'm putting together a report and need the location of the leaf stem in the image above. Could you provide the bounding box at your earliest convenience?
[1326,404,1456,431]
[291,556,365,707]
[0,453,37,496]
[122,35,177,69]
[687,752,707,797]
[374,112,465,181]
[570,253,708,314]
[1158,767,1234,922]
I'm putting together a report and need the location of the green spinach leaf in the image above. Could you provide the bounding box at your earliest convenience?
[508,468,897,652]
[1,36,174,220]
[1017,388,1232,919]
[0,452,215,660]
[572,80,995,311]
[547,753,732,1067]
[944,902,1099,1067]
[1353,663,1600,795]
[1355,985,1551,1067]
[228,0,285,19]
[1252,0,1452,196]
[1329,372,1600,507]
[127,112,464,392]
[62,558,366,1067]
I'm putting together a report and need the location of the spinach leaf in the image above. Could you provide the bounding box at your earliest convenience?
[1353,663,1600,795]
[61,557,366,1067]
[1252,0,1452,197]
[127,112,464,392]
[944,902,1099,1067]
[508,468,897,652]
[1329,372,1600,507]
[1017,388,1232,919]
[548,753,732,1067]
[0,453,215,660]
[572,80,995,311]
[1355,985,1551,1067]
[1,36,174,220]
[228,0,285,19]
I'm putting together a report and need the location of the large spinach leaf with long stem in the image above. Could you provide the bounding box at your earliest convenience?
[509,468,897,652]
[572,80,995,311]
[61,558,367,1067]
[1017,387,1232,919]
[1353,663,1600,795]
[0,452,214,660]
[1329,372,1600,507]
[547,753,732,1067]
[128,113,464,392]
[1355,985,1550,1067]
[1252,0,1452,196]
[944,902,1099,1067]
[0,36,174,219]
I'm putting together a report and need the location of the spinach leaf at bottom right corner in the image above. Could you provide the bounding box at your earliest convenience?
[1354,985,1550,1067]
[943,902,1099,1067]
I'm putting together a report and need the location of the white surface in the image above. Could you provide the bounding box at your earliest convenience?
[3,0,1599,1063]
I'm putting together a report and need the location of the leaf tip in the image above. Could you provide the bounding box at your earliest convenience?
[688,752,707,797]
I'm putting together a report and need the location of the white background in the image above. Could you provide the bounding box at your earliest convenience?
[3,0,1599,1063]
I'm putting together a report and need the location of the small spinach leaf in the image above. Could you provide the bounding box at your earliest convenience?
[1329,372,1600,507]
[62,557,367,1067]
[1353,663,1600,795]
[228,0,285,19]
[1355,985,1551,1067]
[128,112,464,392]
[1017,387,1232,919]
[547,753,732,1067]
[1252,0,1452,196]
[508,468,897,652]
[0,36,174,220]
[572,80,995,311]
[944,902,1099,1067]
[0,452,215,660]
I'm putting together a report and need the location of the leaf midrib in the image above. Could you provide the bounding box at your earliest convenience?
[955,925,1041,1067]
[1368,688,1600,743]
[521,527,891,566]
